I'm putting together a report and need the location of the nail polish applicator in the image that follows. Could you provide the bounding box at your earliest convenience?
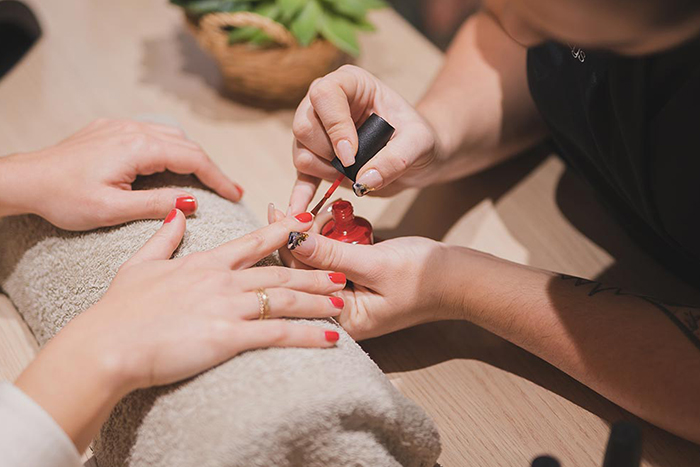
[309,113,395,216]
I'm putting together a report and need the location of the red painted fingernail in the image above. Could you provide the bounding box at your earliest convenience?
[294,212,313,223]
[329,296,344,309]
[175,196,197,216]
[328,272,346,284]
[325,330,340,342]
[164,209,177,224]
[234,183,244,197]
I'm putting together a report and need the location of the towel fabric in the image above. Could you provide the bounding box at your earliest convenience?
[0,174,441,467]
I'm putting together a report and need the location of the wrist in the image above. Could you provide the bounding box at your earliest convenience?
[0,153,39,218]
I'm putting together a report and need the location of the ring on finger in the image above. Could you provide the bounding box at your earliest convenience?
[256,288,270,320]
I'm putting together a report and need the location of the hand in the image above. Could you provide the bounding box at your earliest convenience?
[5,119,243,230]
[78,210,344,390]
[15,210,346,450]
[284,229,452,340]
[288,65,440,214]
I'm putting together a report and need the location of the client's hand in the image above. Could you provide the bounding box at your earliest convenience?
[286,230,451,340]
[15,210,344,452]
[1,119,243,230]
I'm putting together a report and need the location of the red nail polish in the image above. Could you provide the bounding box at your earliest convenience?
[329,296,344,309]
[164,209,177,224]
[325,330,340,342]
[295,212,313,223]
[175,196,196,216]
[234,183,244,197]
[328,272,346,284]
[321,200,373,245]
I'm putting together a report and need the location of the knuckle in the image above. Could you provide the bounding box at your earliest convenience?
[207,319,234,347]
[308,79,336,104]
[243,232,267,250]
[292,117,314,141]
[265,321,288,345]
[277,289,297,308]
[270,267,291,286]
[293,150,315,171]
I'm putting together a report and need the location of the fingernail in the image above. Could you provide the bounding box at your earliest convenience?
[352,169,382,197]
[294,212,313,223]
[287,231,314,253]
[164,209,177,224]
[336,139,355,167]
[175,196,197,216]
[328,272,346,284]
[329,296,344,309]
[234,183,244,197]
[325,330,340,342]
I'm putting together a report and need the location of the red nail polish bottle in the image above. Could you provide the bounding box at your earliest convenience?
[321,200,373,245]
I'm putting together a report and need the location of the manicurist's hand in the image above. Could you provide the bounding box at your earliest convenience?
[289,65,440,213]
[15,210,345,452]
[0,119,243,230]
[285,229,452,340]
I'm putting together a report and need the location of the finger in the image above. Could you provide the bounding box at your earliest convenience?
[145,122,187,137]
[139,142,243,202]
[286,232,370,282]
[268,206,314,270]
[307,75,360,167]
[288,170,321,215]
[352,122,430,196]
[237,321,340,349]
[292,95,335,161]
[107,188,199,224]
[125,209,186,266]
[208,214,315,270]
[234,288,344,320]
[233,267,346,294]
[309,198,336,234]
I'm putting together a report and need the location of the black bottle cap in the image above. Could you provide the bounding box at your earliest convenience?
[531,456,561,467]
[602,421,642,467]
[330,113,395,182]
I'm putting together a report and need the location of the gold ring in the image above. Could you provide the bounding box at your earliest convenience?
[256,288,270,320]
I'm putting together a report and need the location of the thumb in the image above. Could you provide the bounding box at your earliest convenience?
[109,188,198,224]
[308,79,358,167]
[286,232,370,282]
[125,209,186,266]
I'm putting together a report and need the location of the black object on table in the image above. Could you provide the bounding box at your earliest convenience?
[0,0,41,80]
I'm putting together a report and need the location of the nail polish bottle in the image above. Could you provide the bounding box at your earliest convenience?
[321,200,373,245]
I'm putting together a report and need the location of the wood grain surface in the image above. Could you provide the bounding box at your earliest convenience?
[0,1,698,465]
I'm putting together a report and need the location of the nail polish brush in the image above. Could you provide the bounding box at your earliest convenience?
[309,113,395,216]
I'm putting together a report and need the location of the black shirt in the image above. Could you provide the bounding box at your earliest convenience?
[527,38,700,287]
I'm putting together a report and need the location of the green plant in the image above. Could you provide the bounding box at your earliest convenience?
[171,0,385,56]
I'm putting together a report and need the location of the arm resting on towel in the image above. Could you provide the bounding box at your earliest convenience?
[13,211,339,455]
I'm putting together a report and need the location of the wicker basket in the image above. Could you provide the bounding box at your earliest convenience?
[186,12,348,108]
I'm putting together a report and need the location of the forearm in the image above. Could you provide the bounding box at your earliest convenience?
[443,248,700,442]
[416,12,548,183]
[14,308,129,453]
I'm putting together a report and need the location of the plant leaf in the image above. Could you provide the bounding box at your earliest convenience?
[324,0,367,20]
[254,2,280,19]
[248,28,274,46]
[228,25,262,43]
[319,13,360,56]
[278,0,306,21]
[182,0,251,14]
[353,17,375,31]
[290,0,321,46]
[357,0,386,9]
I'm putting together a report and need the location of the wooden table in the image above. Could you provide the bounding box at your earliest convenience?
[1,1,699,465]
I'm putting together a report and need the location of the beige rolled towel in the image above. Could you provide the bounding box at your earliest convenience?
[0,173,441,467]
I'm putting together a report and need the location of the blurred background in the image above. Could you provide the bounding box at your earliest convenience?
[390,0,480,49]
